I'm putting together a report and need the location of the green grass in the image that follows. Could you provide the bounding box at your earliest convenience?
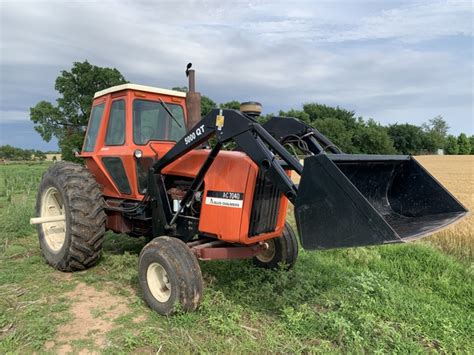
[0,163,473,353]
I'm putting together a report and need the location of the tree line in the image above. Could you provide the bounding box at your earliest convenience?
[30,61,473,160]
[195,95,473,155]
[0,145,47,161]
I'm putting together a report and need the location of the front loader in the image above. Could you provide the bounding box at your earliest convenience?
[31,65,467,315]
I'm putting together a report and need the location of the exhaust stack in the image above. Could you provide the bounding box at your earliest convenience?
[185,63,202,131]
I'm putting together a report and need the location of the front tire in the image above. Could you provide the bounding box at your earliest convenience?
[253,222,299,270]
[36,162,106,271]
[138,237,203,315]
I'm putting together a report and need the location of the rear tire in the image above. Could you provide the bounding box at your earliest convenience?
[36,162,106,271]
[138,237,203,315]
[253,222,299,270]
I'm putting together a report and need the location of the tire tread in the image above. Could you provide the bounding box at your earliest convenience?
[37,162,106,271]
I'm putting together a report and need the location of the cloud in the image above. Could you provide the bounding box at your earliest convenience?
[331,0,472,43]
[0,110,30,122]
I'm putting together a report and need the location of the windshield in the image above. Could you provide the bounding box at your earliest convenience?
[133,99,186,144]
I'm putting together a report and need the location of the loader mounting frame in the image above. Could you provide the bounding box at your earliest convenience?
[147,109,304,239]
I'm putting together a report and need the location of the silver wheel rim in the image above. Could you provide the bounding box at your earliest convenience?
[147,262,171,302]
[256,239,276,263]
[41,187,66,252]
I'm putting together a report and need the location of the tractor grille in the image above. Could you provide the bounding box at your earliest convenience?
[249,171,281,237]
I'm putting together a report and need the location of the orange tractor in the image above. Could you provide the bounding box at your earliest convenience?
[31,65,467,315]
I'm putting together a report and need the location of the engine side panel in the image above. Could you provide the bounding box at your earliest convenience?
[162,150,287,244]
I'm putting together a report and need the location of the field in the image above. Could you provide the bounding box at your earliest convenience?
[0,157,472,353]
[415,156,473,260]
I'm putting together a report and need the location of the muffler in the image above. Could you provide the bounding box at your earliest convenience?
[294,154,468,250]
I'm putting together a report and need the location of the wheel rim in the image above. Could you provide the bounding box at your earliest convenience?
[256,239,276,263]
[147,262,171,302]
[41,187,66,252]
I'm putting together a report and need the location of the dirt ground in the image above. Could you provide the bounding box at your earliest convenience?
[44,282,132,354]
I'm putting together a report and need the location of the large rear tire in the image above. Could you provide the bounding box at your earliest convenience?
[253,222,299,270]
[138,237,203,315]
[36,162,106,271]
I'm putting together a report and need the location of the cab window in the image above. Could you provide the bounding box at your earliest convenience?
[105,100,126,145]
[83,103,105,152]
[133,99,186,145]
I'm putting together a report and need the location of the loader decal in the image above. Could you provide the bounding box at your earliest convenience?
[205,190,244,208]
[184,124,205,145]
[216,109,225,131]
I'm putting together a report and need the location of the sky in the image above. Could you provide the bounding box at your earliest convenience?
[0,0,473,151]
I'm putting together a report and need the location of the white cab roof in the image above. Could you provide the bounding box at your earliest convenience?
[93,84,187,99]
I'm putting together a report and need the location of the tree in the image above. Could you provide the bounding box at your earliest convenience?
[30,60,128,161]
[171,86,188,93]
[0,145,46,161]
[353,119,396,154]
[219,100,241,110]
[421,115,449,153]
[457,133,471,155]
[172,86,216,117]
[313,118,355,153]
[302,103,358,129]
[0,145,17,160]
[33,150,46,161]
[200,95,216,117]
[279,104,361,152]
[0,145,13,160]
[387,123,424,154]
[278,108,310,123]
[470,135,474,154]
[445,135,459,155]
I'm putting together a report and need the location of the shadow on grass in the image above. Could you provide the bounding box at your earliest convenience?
[102,231,147,255]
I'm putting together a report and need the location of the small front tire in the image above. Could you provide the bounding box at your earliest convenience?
[138,237,203,315]
[253,223,299,270]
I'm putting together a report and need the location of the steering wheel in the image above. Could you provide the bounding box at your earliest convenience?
[140,125,155,144]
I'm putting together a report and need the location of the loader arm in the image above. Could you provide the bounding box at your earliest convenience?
[153,109,303,203]
[262,116,342,155]
[149,109,468,250]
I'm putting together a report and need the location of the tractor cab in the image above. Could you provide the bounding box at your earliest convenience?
[80,84,189,200]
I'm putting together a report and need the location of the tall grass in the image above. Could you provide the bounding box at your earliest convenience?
[0,163,48,243]
[0,163,44,201]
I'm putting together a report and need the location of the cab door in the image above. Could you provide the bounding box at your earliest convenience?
[84,94,137,199]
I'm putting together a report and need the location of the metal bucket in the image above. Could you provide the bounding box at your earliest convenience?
[294,154,468,250]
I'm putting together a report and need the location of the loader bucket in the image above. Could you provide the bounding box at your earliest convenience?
[294,154,468,250]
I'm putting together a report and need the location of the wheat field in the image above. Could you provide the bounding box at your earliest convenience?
[416,155,474,260]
